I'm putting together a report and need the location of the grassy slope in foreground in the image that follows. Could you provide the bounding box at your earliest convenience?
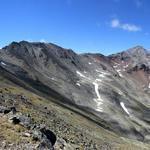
[0,75,150,150]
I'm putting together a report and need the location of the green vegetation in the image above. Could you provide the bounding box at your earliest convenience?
[1,84,150,150]
[0,117,31,144]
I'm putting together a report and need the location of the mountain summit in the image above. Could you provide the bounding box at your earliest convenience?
[128,45,147,53]
[1,41,150,149]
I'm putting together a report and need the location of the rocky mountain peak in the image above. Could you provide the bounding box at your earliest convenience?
[126,45,148,57]
[109,46,150,69]
[3,41,76,58]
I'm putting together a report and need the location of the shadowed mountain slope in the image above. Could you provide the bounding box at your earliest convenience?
[1,41,150,149]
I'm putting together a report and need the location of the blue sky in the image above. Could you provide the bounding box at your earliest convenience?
[0,0,150,55]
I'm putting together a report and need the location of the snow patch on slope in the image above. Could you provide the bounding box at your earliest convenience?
[76,69,112,112]
[116,69,123,77]
[76,71,86,78]
[96,69,100,73]
[120,102,130,115]
[123,64,129,68]
[76,83,81,86]
[51,77,56,81]
[0,61,7,66]
[113,65,118,68]
[99,74,105,78]
[93,81,103,112]
[148,83,150,89]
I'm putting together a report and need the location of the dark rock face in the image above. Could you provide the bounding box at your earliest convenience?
[32,129,54,150]
[32,127,56,150]
[0,106,16,114]
[1,41,150,142]
[40,127,56,146]
[0,106,11,114]
[7,111,33,128]
[9,116,21,124]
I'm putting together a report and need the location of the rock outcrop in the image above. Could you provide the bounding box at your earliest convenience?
[0,105,56,150]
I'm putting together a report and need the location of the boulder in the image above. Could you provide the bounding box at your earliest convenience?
[40,127,56,146]
[32,127,56,150]
[9,113,32,128]
[0,106,11,114]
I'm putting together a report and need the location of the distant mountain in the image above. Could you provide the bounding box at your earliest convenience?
[1,41,150,149]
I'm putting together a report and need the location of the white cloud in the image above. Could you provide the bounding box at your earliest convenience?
[121,23,141,32]
[110,19,141,32]
[111,19,120,28]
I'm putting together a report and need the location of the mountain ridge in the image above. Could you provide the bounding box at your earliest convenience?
[1,41,150,149]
